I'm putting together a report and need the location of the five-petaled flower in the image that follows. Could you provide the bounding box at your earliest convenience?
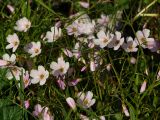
[6,33,20,52]
[30,65,49,85]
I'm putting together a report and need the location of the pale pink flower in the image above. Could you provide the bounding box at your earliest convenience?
[27,41,41,57]
[94,30,113,48]
[108,31,124,50]
[77,91,96,109]
[42,107,54,120]
[50,56,69,77]
[135,29,155,49]
[14,17,31,32]
[81,66,87,72]
[122,37,138,52]
[6,33,20,52]
[66,22,80,36]
[30,65,49,85]
[157,70,160,80]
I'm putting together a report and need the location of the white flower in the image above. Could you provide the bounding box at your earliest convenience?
[0,53,16,67]
[77,91,96,109]
[122,37,138,52]
[94,30,113,48]
[30,65,49,85]
[45,26,62,42]
[66,97,76,110]
[108,31,124,50]
[135,29,155,49]
[27,41,41,57]
[33,104,43,117]
[97,14,109,26]
[14,17,31,32]
[50,56,69,77]
[6,33,20,52]
[6,66,24,81]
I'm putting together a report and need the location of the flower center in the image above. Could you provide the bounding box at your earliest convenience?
[26,24,30,28]
[34,48,39,53]
[72,27,77,32]
[103,38,108,43]
[141,37,147,45]
[59,67,64,73]
[40,74,44,80]
[83,99,89,105]
[14,41,18,46]
[115,40,120,45]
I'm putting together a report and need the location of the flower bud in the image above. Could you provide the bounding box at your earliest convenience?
[66,97,76,110]
[140,80,147,93]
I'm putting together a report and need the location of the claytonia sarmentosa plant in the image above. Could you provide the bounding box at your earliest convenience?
[1,1,160,119]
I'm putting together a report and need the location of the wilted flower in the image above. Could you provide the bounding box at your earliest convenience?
[0,53,16,67]
[14,17,31,32]
[108,31,124,50]
[45,26,62,42]
[94,30,113,48]
[122,37,138,52]
[122,104,130,117]
[6,66,25,81]
[30,65,49,85]
[135,29,155,49]
[27,41,41,57]
[50,56,69,77]
[6,33,20,52]
[140,80,147,93]
[66,97,76,110]
[77,91,96,109]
